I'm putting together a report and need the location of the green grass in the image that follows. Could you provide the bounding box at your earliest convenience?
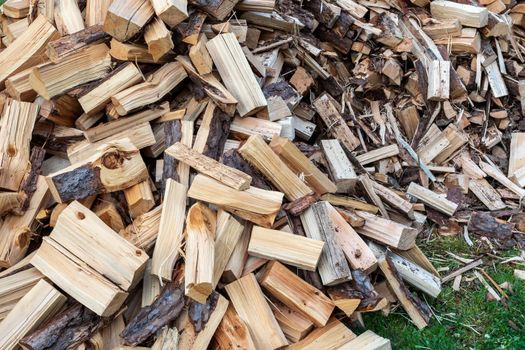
[361,235,525,350]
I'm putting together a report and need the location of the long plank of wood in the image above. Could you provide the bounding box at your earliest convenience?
[248,226,324,271]
[104,0,154,41]
[239,134,312,201]
[300,207,352,286]
[355,210,418,250]
[32,238,128,316]
[313,93,360,151]
[188,174,283,227]
[259,261,335,327]
[225,273,288,350]
[0,279,66,350]
[0,99,39,191]
[185,202,216,303]
[151,179,187,281]
[286,318,356,350]
[206,33,267,116]
[49,201,148,290]
[46,139,148,203]
[0,176,50,268]
[270,135,336,195]
[407,183,458,216]
[111,62,187,116]
[0,15,59,88]
[30,43,112,100]
[165,142,252,190]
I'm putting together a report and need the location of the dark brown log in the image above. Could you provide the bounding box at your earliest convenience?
[283,192,318,216]
[162,120,182,189]
[188,291,219,332]
[302,0,340,28]
[332,12,353,38]
[316,26,353,54]
[467,211,515,240]
[20,303,102,350]
[201,107,230,161]
[46,25,110,63]
[351,269,383,311]
[121,268,185,345]
[222,149,272,190]
[16,147,46,214]
[178,12,207,45]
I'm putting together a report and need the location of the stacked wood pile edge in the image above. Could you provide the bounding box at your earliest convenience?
[1,0,525,347]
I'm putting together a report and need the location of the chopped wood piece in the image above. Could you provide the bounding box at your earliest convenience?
[189,34,213,75]
[0,192,21,216]
[508,133,525,180]
[0,280,66,350]
[430,1,488,28]
[151,179,187,281]
[321,139,358,193]
[427,60,450,101]
[110,38,171,63]
[86,0,113,26]
[321,193,379,213]
[286,318,356,350]
[339,330,391,350]
[378,254,431,329]
[166,142,252,190]
[0,15,59,88]
[120,205,161,251]
[469,178,506,211]
[111,62,187,116]
[185,202,216,303]
[248,226,324,271]
[54,0,85,35]
[94,199,125,232]
[225,273,288,350]
[144,18,174,62]
[407,183,458,216]
[372,181,415,219]
[0,99,39,191]
[214,305,256,350]
[46,139,148,203]
[269,299,314,342]
[326,284,361,317]
[212,210,244,287]
[230,116,281,141]
[355,211,418,250]
[104,0,154,41]
[239,134,311,201]
[0,267,42,320]
[151,0,188,27]
[479,160,525,198]
[124,180,155,219]
[206,33,267,116]
[356,144,400,166]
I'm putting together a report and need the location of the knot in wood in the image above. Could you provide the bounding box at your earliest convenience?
[354,249,362,258]
[102,150,125,169]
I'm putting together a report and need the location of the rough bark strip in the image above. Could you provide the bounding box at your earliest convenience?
[162,119,182,190]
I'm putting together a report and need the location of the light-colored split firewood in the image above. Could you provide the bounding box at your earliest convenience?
[416,124,450,164]
[54,0,85,35]
[31,237,128,316]
[151,179,187,281]
[300,207,352,286]
[269,299,313,342]
[0,15,59,88]
[78,62,143,115]
[0,192,21,216]
[188,174,283,227]
[222,223,252,282]
[468,178,506,211]
[479,160,525,198]
[0,279,66,350]
[142,261,161,307]
[104,0,155,41]
[260,261,335,327]
[94,199,125,232]
[151,0,188,27]
[455,151,486,179]
[124,180,155,219]
[46,139,149,203]
[48,201,148,290]
[407,183,458,216]
[0,267,43,321]
[0,176,49,268]
[235,0,275,12]
[320,193,379,213]
[270,135,336,195]
[377,254,430,329]
[30,43,112,100]
[214,305,257,350]
[225,273,288,350]
[184,202,216,303]
[2,0,29,18]
[372,181,415,219]
[508,133,525,180]
[360,174,390,219]
[510,166,525,188]
[5,61,50,102]
[356,144,400,166]
[313,93,360,151]
[313,201,377,273]
[111,62,187,116]
[320,139,358,193]
[355,210,418,250]
[166,142,252,190]
[248,226,324,271]
[120,205,161,251]
[286,318,356,350]
[427,60,450,101]
[144,18,174,62]
[69,122,155,163]
[430,0,488,28]
[339,330,391,350]
[230,116,282,141]
[86,0,113,26]
[206,33,267,116]
[434,124,468,164]
[176,120,194,188]
[212,210,244,288]
[110,39,171,64]
[189,33,213,75]
[0,99,39,191]
[239,134,311,201]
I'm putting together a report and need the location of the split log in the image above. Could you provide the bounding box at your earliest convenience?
[103,0,154,42]
[54,0,85,35]
[230,116,281,141]
[86,0,113,26]
[286,318,356,350]
[269,298,313,342]
[179,11,207,45]
[259,260,335,327]
[372,181,415,219]
[192,103,231,160]
[225,273,288,350]
[321,139,358,193]
[355,211,418,250]
[165,142,251,190]
[120,205,161,251]
[248,226,324,271]
[206,33,266,116]
[212,210,244,288]
[430,0,488,28]
[124,180,155,219]
[0,192,21,216]
[46,139,149,203]
[0,267,43,321]
[356,144,400,166]
[111,62,187,116]
[339,330,391,350]
[144,18,174,62]
[151,179,187,281]
[407,183,458,216]
[188,174,283,227]
[222,223,252,282]
[110,38,172,63]
[151,0,188,27]
[5,62,51,101]
[214,305,256,349]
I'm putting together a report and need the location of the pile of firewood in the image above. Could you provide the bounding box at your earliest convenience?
[1,0,525,347]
